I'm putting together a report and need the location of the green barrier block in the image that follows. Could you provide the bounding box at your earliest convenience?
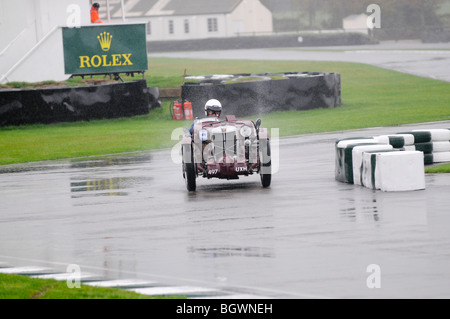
[388,136,406,148]
[415,142,433,154]
[397,131,432,144]
[424,153,434,165]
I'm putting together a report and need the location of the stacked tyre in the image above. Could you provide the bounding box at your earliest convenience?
[335,127,450,192]
[398,129,450,165]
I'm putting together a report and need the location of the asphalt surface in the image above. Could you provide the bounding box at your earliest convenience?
[149,41,450,82]
[1,121,450,298]
[1,41,450,298]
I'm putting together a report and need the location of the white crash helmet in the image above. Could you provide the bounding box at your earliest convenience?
[204,99,222,117]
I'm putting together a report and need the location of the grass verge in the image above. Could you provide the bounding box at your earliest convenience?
[1,58,449,170]
[425,163,450,174]
[0,273,179,299]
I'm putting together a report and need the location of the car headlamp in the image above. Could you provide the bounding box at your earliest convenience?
[240,125,252,138]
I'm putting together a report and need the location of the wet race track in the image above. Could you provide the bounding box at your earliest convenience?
[149,41,450,83]
[1,42,450,298]
[1,121,450,299]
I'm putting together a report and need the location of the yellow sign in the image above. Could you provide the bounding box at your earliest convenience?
[79,54,133,68]
[79,32,133,68]
[98,32,113,51]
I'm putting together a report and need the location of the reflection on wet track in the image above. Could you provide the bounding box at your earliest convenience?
[188,246,274,259]
[1,122,450,298]
[70,176,153,198]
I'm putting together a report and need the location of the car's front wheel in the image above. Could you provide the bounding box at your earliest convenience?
[259,139,271,188]
[184,161,196,192]
[182,144,196,192]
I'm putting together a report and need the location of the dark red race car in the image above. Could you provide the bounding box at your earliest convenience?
[181,115,271,192]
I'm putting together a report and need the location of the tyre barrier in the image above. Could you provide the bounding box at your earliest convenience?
[0,80,160,126]
[335,128,450,192]
[181,72,341,118]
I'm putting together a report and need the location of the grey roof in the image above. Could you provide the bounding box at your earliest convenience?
[259,0,295,13]
[107,0,243,18]
[163,0,242,15]
[129,0,160,14]
[107,0,158,17]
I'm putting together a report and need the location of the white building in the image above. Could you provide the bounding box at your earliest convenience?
[0,0,90,83]
[104,0,273,41]
[343,14,370,35]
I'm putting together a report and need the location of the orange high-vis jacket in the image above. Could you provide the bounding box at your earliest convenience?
[90,7,103,24]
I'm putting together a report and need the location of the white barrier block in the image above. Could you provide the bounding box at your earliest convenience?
[432,152,450,163]
[360,150,401,189]
[412,129,450,142]
[403,145,416,151]
[361,152,377,189]
[375,151,425,192]
[335,138,380,183]
[352,145,394,186]
[336,138,379,148]
[432,141,450,153]
[373,135,390,145]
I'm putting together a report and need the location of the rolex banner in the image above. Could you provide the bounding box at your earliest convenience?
[62,24,148,75]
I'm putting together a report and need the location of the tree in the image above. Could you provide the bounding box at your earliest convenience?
[281,0,445,34]
[290,0,320,29]
[321,0,444,30]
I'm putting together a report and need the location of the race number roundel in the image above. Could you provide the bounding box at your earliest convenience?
[199,129,208,141]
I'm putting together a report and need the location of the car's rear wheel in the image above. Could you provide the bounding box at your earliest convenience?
[259,139,271,188]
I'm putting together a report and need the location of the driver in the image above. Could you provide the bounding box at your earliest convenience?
[189,99,222,135]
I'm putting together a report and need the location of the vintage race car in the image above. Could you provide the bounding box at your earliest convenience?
[181,115,271,192]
